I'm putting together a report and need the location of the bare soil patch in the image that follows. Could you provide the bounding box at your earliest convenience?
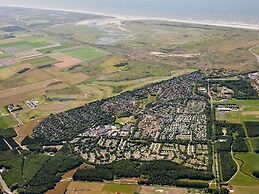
[52,53,82,68]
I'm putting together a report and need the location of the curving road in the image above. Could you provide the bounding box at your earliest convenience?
[226,146,240,183]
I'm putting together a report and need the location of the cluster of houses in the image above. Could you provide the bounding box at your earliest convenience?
[70,130,209,170]
[248,71,259,94]
[32,71,210,170]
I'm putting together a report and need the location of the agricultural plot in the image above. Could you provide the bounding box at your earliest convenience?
[64,47,109,61]
[66,182,140,194]
[22,56,57,66]
[0,39,51,53]
[103,183,140,194]
[51,53,82,68]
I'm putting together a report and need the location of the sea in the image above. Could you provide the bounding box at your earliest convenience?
[0,0,259,28]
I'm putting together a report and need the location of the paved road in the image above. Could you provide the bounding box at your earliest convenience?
[0,175,12,194]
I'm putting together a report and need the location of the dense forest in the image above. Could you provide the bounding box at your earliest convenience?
[73,160,214,188]
[245,122,259,137]
[210,79,258,99]
[18,145,82,194]
[219,152,237,182]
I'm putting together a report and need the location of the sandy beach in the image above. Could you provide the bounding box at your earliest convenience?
[1,5,259,31]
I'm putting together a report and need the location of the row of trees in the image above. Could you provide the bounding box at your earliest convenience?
[73,160,214,188]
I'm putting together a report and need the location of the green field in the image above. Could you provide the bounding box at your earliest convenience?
[26,19,50,25]
[102,183,140,194]
[215,99,259,123]
[231,153,259,186]
[65,47,109,61]
[23,56,57,66]
[0,39,51,52]
[0,115,18,129]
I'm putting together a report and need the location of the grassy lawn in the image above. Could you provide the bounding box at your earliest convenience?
[0,115,18,129]
[102,183,140,194]
[231,153,259,186]
[233,186,259,194]
[215,99,259,123]
[64,47,109,61]
[22,56,57,66]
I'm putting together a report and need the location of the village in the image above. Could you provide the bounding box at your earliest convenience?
[70,123,209,170]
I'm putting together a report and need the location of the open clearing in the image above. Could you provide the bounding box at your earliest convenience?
[64,47,110,61]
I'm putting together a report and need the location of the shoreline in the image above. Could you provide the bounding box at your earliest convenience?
[1,5,259,31]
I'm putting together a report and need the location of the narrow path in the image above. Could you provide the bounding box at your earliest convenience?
[226,146,240,183]
[249,45,259,65]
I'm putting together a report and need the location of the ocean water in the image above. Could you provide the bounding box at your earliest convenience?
[0,0,259,25]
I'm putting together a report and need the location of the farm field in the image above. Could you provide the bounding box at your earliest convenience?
[64,47,110,61]
[22,56,57,66]
[65,181,190,194]
[0,39,51,52]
